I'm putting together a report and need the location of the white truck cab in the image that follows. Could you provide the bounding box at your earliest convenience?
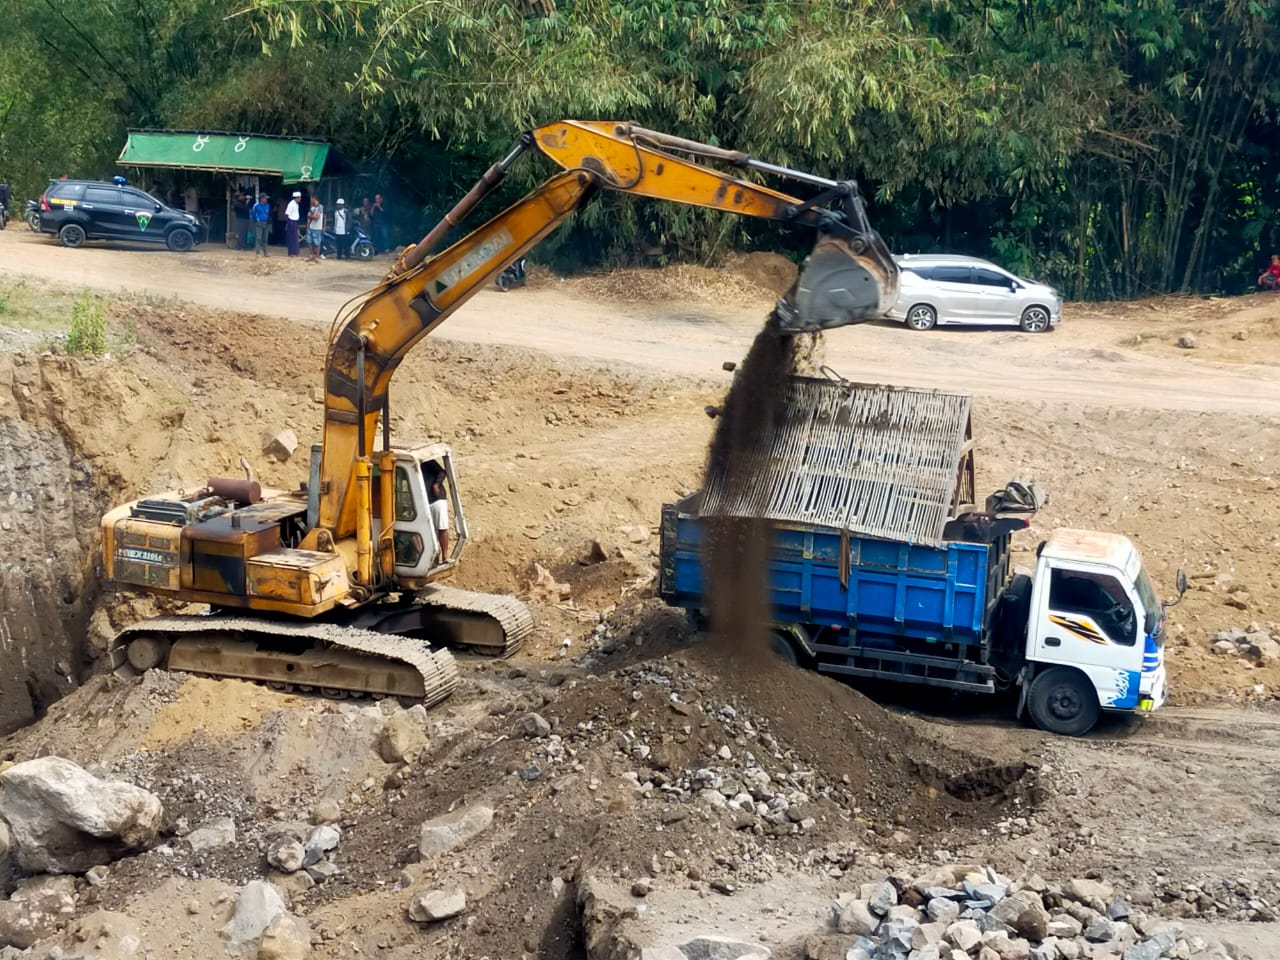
[1020,528,1182,735]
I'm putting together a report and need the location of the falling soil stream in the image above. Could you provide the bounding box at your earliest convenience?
[700,312,798,659]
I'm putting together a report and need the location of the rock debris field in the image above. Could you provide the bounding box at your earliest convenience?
[0,251,1279,959]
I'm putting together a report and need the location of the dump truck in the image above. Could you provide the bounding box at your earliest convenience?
[659,376,1185,736]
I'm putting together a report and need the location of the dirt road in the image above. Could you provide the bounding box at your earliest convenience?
[4,229,1279,413]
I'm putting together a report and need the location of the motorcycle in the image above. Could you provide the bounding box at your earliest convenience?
[495,257,527,291]
[25,200,41,232]
[0,204,6,230]
[320,222,375,262]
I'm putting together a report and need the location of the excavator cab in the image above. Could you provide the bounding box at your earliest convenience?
[381,443,469,585]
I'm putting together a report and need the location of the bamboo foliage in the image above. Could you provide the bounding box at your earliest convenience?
[1,0,1277,297]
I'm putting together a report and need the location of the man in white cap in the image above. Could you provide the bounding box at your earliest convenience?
[285,190,302,257]
[332,198,350,259]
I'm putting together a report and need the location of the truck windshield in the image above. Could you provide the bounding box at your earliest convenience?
[1134,567,1159,616]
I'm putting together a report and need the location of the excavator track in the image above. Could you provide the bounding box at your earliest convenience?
[110,614,458,706]
[351,586,534,659]
[409,586,529,660]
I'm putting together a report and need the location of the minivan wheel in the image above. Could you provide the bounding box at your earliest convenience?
[1020,305,1051,332]
[905,304,937,331]
[58,223,86,248]
[166,229,194,252]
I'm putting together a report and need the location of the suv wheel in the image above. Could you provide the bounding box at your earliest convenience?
[166,229,194,252]
[1020,305,1052,332]
[58,223,87,248]
[906,304,937,331]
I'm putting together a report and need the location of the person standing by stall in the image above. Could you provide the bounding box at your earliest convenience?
[332,198,350,259]
[251,192,271,256]
[233,191,252,250]
[371,193,388,253]
[306,194,325,262]
[285,191,302,257]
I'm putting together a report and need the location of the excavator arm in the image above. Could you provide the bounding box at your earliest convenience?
[317,120,899,546]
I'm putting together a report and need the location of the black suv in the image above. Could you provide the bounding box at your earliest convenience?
[39,180,204,251]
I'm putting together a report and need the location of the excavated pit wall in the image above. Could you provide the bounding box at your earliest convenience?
[0,356,102,734]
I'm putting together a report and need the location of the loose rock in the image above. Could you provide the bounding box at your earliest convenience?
[310,799,342,825]
[185,816,236,852]
[517,713,552,738]
[263,428,299,460]
[408,887,466,922]
[257,913,313,960]
[266,837,306,874]
[302,825,340,867]
[379,711,429,763]
[418,803,494,860]
[222,880,287,944]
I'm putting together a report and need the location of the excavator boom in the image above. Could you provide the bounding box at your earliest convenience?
[320,120,899,538]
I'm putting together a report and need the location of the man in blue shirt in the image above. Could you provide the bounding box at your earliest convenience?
[251,192,271,256]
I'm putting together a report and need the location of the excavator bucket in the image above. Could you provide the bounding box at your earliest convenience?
[786,234,900,333]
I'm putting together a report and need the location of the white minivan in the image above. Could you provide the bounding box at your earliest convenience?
[885,254,1062,332]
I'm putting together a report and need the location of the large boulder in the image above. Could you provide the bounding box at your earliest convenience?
[0,757,163,874]
[0,874,77,948]
[0,818,12,891]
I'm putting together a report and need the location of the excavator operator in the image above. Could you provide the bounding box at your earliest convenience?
[424,461,450,560]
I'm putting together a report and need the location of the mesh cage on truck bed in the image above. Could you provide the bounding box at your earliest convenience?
[699,376,974,546]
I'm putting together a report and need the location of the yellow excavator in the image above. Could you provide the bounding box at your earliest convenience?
[99,120,899,707]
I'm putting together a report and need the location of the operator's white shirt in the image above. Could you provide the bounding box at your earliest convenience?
[429,497,449,532]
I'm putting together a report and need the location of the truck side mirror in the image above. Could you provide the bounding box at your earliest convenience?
[1176,569,1187,595]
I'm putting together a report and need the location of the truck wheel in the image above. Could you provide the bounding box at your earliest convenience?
[1026,667,1099,736]
[771,630,799,667]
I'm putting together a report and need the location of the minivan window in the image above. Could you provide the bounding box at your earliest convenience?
[49,183,86,200]
[973,268,1011,287]
[932,266,971,283]
[84,187,120,205]
[126,189,156,207]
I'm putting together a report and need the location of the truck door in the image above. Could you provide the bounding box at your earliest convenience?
[1030,566,1144,709]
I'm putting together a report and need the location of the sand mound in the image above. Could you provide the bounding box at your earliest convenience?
[573,263,775,305]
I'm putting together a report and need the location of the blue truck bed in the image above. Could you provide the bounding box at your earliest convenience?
[659,494,1012,692]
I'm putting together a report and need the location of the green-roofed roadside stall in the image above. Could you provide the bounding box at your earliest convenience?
[118,130,357,249]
